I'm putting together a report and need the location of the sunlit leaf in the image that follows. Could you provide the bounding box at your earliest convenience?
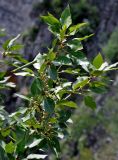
[5,141,15,154]
[93,53,103,69]
[56,100,78,108]
[48,64,57,80]
[27,154,47,159]
[60,5,72,28]
[69,23,88,35]
[33,53,45,70]
[73,76,89,90]
[67,38,83,52]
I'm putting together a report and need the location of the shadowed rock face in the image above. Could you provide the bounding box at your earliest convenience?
[0,0,51,60]
[96,0,118,41]
[0,0,118,57]
[87,0,118,57]
[0,0,39,36]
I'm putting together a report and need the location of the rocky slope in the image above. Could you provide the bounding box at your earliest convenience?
[1,0,118,58]
[0,0,39,37]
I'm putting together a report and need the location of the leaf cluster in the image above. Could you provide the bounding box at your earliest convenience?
[0,5,117,160]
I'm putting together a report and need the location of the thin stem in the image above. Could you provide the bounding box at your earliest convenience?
[64,94,72,100]
[12,60,36,73]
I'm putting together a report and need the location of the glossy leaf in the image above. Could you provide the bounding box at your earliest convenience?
[41,13,60,26]
[15,93,30,101]
[33,53,45,70]
[49,137,60,158]
[8,34,20,49]
[43,97,55,114]
[41,13,61,34]
[27,154,47,159]
[54,55,72,65]
[48,64,57,80]
[69,23,87,35]
[60,5,72,28]
[67,38,83,52]
[56,100,78,108]
[73,76,89,90]
[27,138,42,148]
[93,53,103,69]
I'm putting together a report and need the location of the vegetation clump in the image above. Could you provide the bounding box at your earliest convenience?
[0,5,117,159]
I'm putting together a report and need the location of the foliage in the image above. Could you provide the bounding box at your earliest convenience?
[53,86,118,160]
[28,0,99,43]
[0,5,117,160]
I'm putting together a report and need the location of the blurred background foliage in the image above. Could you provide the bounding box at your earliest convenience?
[103,27,118,62]
[0,0,118,159]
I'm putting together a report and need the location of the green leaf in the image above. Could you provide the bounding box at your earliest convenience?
[73,76,89,90]
[15,129,29,153]
[76,59,90,72]
[26,138,42,148]
[41,13,60,26]
[90,86,107,94]
[8,53,28,64]
[15,72,34,77]
[48,64,57,80]
[9,44,24,51]
[59,25,67,40]
[84,96,96,109]
[0,145,9,160]
[59,110,71,122]
[33,53,45,70]
[5,141,15,154]
[43,97,55,114]
[98,62,108,71]
[69,23,87,35]
[70,50,85,59]
[47,50,56,61]
[15,93,30,101]
[3,35,21,51]
[104,62,118,71]
[48,25,60,35]
[93,53,104,69]
[56,100,78,108]
[54,55,72,66]
[0,72,6,80]
[8,34,20,48]
[41,13,60,33]
[2,40,11,50]
[67,38,83,52]
[1,129,10,137]
[77,34,94,41]
[48,137,60,158]
[60,5,72,28]
[90,81,108,94]
[91,70,103,76]
[27,154,47,159]
[31,78,43,96]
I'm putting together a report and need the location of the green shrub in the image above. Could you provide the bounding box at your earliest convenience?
[0,5,117,159]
